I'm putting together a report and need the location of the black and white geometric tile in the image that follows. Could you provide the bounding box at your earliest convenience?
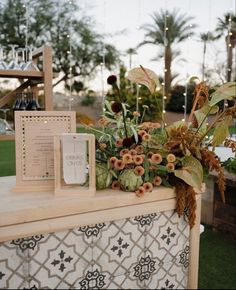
[0,210,190,289]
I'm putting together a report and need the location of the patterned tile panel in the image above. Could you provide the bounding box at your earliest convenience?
[0,209,190,289]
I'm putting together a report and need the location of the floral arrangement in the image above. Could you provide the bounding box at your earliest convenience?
[93,66,236,228]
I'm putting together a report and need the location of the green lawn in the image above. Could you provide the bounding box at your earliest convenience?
[199,225,236,289]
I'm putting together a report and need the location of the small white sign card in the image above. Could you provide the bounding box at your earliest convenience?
[54,133,96,196]
[62,134,87,184]
[14,111,76,192]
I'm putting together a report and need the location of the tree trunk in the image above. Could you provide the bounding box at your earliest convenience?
[226,35,233,82]
[164,45,172,97]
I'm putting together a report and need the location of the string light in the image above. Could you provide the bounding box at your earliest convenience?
[68,0,73,111]
[162,1,169,128]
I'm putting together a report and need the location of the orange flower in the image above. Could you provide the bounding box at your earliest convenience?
[129,149,137,156]
[138,130,147,137]
[115,139,123,147]
[110,156,117,167]
[135,186,146,197]
[122,153,133,164]
[143,182,153,192]
[167,153,176,163]
[99,143,107,150]
[98,117,109,126]
[120,148,129,156]
[147,151,154,159]
[134,166,145,176]
[114,159,125,170]
[151,153,162,164]
[133,155,144,165]
[142,133,151,142]
[140,122,151,129]
[166,163,175,171]
[133,111,141,117]
[112,180,121,190]
[153,176,162,186]
[152,122,161,129]
[135,145,144,154]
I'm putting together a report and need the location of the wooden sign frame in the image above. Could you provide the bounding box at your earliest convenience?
[13,111,76,192]
[54,133,96,196]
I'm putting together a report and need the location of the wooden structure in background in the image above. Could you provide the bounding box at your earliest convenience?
[0,45,53,141]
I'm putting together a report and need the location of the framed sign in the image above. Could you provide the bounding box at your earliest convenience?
[13,111,76,192]
[54,133,96,196]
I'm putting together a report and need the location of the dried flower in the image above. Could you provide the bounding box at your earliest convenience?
[122,153,133,164]
[98,116,109,126]
[142,133,151,142]
[167,153,176,163]
[135,145,144,154]
[112,180,120,190]
[143,182,153,192]
[135,186,146,197]
[120,148,129,156]
[133,111,141,117]
[151,153,162,164]
[107,75,117,85]
[134,166,145,176]
[152,122,161,129]
[110,156,117,167]
[129,149,137,156]
[111,101,122,113]
[133,155,144,165]
[153,176,162,186]
[114,159,125,170]
[166,163,175,171]
[138,130,147,138]
[99,143,107,150]
[115,139,123,147]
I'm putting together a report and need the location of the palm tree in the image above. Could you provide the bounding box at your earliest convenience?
[216,13,236,82]
[126,48,137,69]
[199,32,216,81]
[139,9,196,96]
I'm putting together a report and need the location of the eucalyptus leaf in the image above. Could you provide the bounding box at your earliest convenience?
[209,82,236,106]
[211,115,232,147]
[130,125,139,143]
[174,156,203,191]
[104,100,113,113]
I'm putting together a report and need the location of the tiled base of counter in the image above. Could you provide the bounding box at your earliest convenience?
[0,210,189,289]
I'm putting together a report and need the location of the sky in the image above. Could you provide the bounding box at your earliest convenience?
[79,0,235,91]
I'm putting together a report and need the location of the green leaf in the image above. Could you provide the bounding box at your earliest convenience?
[104,100,113,113]
[126,67,160,94]
[194,110,207,133]
[209,82,236,106]
[174,156,203,191]
[211,115,232,147]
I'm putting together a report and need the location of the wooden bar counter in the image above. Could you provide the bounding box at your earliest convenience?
[0,176,202,289]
